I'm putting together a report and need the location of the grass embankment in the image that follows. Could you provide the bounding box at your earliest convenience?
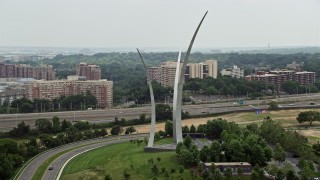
[62,138,195,180]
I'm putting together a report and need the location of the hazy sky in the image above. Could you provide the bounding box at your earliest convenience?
[0,0,319,48]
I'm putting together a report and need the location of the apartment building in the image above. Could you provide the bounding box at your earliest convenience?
[76,62,101,80]
[0,64,55,80]
[25,76,113,108]
[147,60,218,87]
[245,70,316,91]
[221,65,244,78]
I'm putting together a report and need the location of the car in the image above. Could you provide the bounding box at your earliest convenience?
[48,166,53,170]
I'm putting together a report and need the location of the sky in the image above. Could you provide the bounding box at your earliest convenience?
[0,0,319,49]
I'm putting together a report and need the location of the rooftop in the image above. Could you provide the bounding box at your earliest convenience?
[204,162,251,166]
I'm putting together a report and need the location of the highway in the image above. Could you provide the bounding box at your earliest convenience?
[17,134,148,180]
[1,93,320,132]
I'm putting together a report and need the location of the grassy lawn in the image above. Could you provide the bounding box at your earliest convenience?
[62,139,198,180]
[154,137,173,145]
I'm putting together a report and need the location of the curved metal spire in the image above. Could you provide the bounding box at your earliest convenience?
[136,48,156,147]
[174,11,208,143]
[172,49,182,141]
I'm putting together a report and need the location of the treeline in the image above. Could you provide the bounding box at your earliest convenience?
[282,80,320,95]
[0,94,97,114]
[184,76,266,98]
[184,77,320,98]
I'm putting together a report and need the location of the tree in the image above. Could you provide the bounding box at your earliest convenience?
[268,101,279,110]
[100,128,108,137]
[165,121,173,136]
[224,168,233,180]
[10,121,30,137]
[276,169,285,180]
[20,103,34,113]
[202,169,210,179]
[297,111,320,126]
[286,170,298,180]
[65,126,79,142]
[52,116,61,133]
[213,169,224,180]
[35,118,53,133]
[11,98,34,113]
[125,126,136,134]
[111,125,123,135]
[237,167,243,176]
[281,81,300,94]
[74,121,91,130]
[274,143,286,162]
[179,149,196,167]
[182,125,189,133]
[0,155,14,180]
[196,124,206,134]
[205,119,229,139]
[199,145,210,162]
[155,104,172,121]
[151,164,159,175]
[190,124,196,133]
[61,119,71,131]
[105,174,112,180]
[209,140,221,162]
[176,142,184,154]
[183,135,192,149]
[251,165,264,180]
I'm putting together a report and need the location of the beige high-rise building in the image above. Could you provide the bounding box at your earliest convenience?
[25,76,113,108]
[147,60,218,87]
[221,65,244,78]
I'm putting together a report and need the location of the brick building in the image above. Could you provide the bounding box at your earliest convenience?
[25,76,113,108]
[0,64,55,80]
[245,70,316,91]
[76,62,101,80]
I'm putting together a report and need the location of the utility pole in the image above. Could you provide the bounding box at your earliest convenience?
[16,104,18,127]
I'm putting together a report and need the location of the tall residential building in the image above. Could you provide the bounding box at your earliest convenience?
[221,65,244,78]
[76,62,101,80]
[245,70,316,91]
[0,64,55,80]
[25,76,113,108]
[147,60,218,87]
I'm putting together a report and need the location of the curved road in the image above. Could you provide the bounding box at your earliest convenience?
[17,134,147,180]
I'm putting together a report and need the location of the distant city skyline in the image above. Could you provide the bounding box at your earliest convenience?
[0,0,319,48]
